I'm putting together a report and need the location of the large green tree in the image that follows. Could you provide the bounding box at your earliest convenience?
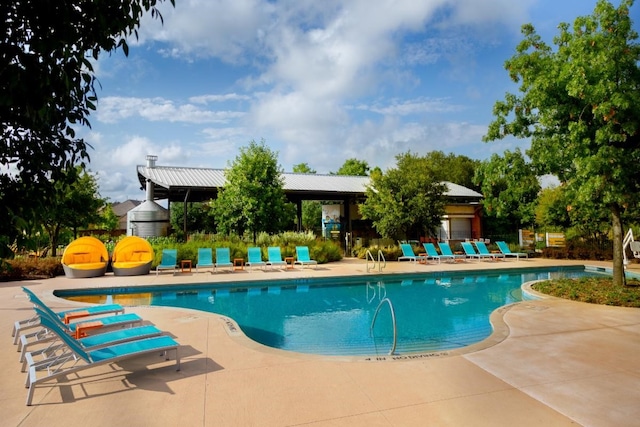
[484,0,640,285]
[214,140,294,242]
[473,148,541,231]
[1,0,173,256]
[40,167,105,256]
[359,152,446,240]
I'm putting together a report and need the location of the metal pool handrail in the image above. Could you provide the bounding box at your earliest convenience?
[370,297,397,355]
[366,250,386,273]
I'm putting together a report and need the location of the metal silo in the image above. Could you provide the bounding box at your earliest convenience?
[127,155,170,237]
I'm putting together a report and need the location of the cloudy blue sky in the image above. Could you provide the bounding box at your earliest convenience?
[81,0,637,202]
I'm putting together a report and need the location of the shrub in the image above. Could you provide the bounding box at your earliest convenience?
[255,231,272,247]
[148,232,342,266]
[308,240,342,263]
[541,238,611,261]
[0,257,63,281]
[355,245,403,261]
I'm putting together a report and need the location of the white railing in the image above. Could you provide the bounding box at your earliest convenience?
[623,229,640,266]
[366,250,386,273]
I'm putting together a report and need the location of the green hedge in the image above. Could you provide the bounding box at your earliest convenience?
[148,232,342,266]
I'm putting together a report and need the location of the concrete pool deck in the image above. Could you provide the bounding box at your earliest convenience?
[2,257,640,426]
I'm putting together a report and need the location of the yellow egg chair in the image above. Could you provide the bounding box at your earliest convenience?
[61,236,108,278]
[111,236,154,276]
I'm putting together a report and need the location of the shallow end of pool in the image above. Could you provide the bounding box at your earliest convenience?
[218,304,518,363]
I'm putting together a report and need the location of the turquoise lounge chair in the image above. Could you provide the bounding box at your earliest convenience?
[25,312,180,406]
[461,242,495,261]
[215,247,233,272]
[18,287,143,355]
[22,306,164,369]
[422,243,454,264]
[246,247,266,270]
[437,242,466,262]
[266,246,286,269]
[13,288,125,344]
[19,287,133,335]
[398,243,426,263]
[294,246,317,269]
[196,248,214,272]
[156,249,177,275]
[496,241,528,260]
[474,241,504,260]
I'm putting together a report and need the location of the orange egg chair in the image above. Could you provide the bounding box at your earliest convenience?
[111,236,154,276]
[61,236,108,278]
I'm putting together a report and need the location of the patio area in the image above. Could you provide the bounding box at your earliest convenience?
[2,257,639,426]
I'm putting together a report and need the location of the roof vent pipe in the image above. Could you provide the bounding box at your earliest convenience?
[146,179,154,201]
[146,155,157,168]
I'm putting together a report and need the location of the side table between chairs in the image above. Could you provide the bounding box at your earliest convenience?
[284,256,295,270]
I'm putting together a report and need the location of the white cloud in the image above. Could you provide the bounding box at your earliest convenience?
[96,97,245,124]
[95,170,137,200]
[361,97,462,116]
[189,93,252,104]
[111,136,157,166]
[90,136,187,200]
[139,0,274,62]
[87,0,567,201]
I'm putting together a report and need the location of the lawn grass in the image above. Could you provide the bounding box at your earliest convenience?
[533,277,640,307]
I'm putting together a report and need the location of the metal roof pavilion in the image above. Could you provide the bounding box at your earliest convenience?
[136,164,483,203]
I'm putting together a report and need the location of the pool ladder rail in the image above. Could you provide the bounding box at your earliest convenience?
[370,297,397,355]
[366,249,386,273]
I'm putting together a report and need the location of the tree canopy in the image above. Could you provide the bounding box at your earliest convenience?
[473,148,540,230]
[170,201,216,237]
[334,158,370,176]
[535,186,572,231]
[40,167,105,256]
[98,205,120,233]
[214,140,294,241]
[424,151,481,191]
[292,163,316,174]
[359,152,446,240]
[484,0,640,285]
[0,0,173,256]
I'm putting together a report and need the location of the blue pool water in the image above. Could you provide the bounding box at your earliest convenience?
[57,266,607,356]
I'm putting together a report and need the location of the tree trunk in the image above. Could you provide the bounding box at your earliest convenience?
[611,204,625,287]
[49,235,57,257]
[47,225,61,257]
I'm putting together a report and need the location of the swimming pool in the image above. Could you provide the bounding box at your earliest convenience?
[56,266,607,356]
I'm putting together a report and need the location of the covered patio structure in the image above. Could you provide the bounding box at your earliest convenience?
[136,156,484,244]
